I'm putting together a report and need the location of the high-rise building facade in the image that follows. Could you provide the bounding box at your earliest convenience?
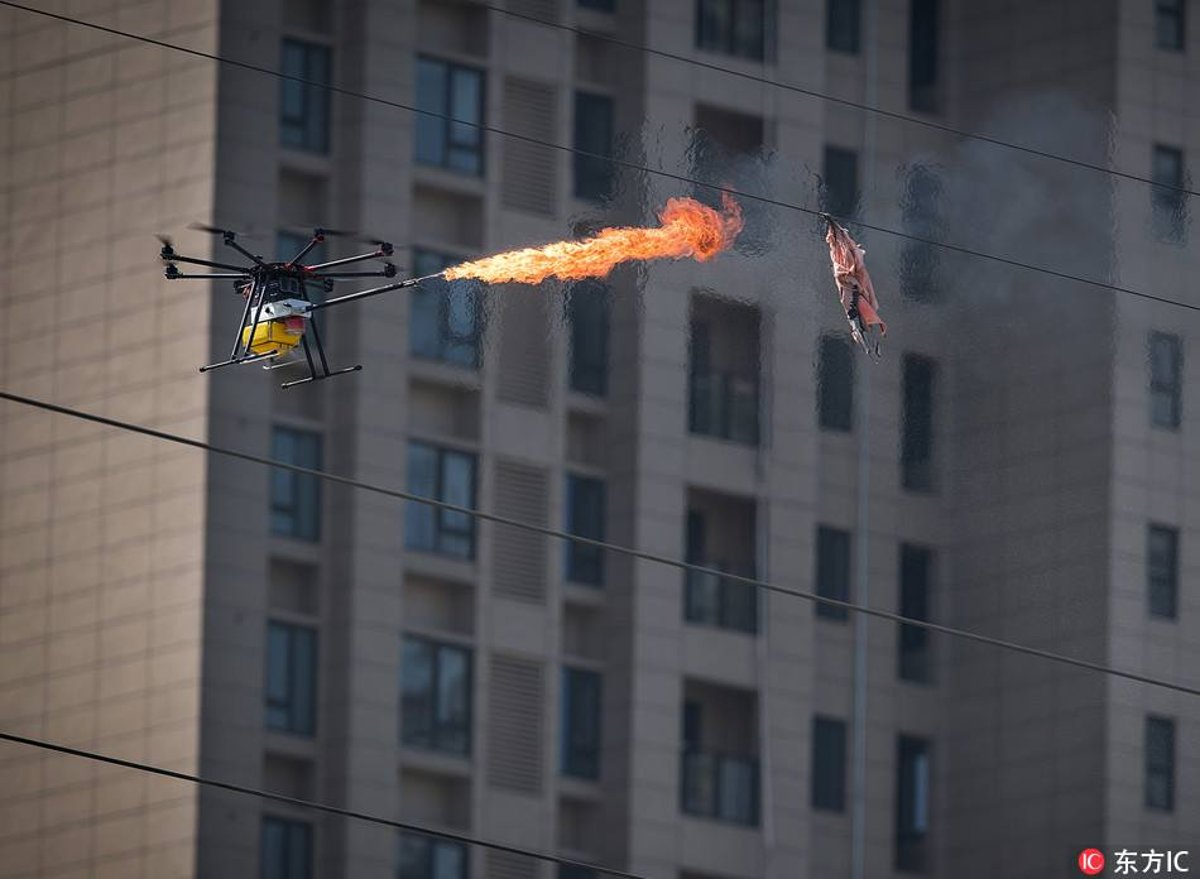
[1,1,1196,878]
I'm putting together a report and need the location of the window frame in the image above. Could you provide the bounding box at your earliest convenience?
[567,281,610,396]
[400,635,473,756]
[908,0,941,113]
[695,0,768,61]
[415,56,486,176]
[397,831,469,879]
[405,441,478,560]
[1148,331,1183,429]
[1151,144,1187,244]
[816,525,852,621]
[1156,0,1186,50]
[901,354,936,493]
[271,426,323,542]
[561,667,603,779]
[826,0,861,54]
[822,145,860,219]
[811,715,848,811]
[266,620,318,736]
[573,91,616,202]
[1145,714,1176,812]
[261,815,313,879]
[565,473,606,586]
[1147,523,1180,620]
[279,38,332,154]
[895,735,931,873]
[409,249,483,369]
[818,334,855,432]
[898,544,934,683]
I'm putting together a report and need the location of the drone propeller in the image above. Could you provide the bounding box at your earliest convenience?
[156,234,175,259]
[188,222,264,241]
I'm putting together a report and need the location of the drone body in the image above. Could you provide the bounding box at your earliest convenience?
[160,225,422,388]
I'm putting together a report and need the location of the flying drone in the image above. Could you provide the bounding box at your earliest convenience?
[160,224,424,388]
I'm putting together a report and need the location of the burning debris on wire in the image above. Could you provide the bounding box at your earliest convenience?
[821,212,887,360]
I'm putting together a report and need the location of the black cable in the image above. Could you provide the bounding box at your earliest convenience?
[487,3,1200,199]
[4,389,1198,699]
[0,731,647,879]
[1,0,1196,314]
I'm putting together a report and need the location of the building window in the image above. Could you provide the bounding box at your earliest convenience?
[574,92,615,201]
[900,165,943,302]
[901,355,936,492]
[680,699,759,826]
[280,40,331,153]
[1152,145,1187,244]
[684,509,758,634]
[822,146,859,218]
[561,668,602,779]
[811,716,847,811]
[1146,715,1176,811]
[558,867,599,879]
[895,736,931,872]
[1148,524,1179,620]
[401,636,471,755]
[818,335,854,431]
[406,442,477,559]
[908,0,940,112]
[397,832,467,879]
[816,525,851,621]
[578,0,615,10]
[415,57,485,175]
[410,250,482,368]
[266,622,317,736]
[1156,0,1186,50]
[568,281,609,396]
[688,304,761,446]
[261,816,312,879]
[899,545,933,683]
[271,427,322,541]
[565,474,606,586]
[826,0,861,53]
[695,0,766,60]
[1149,332,1183,429]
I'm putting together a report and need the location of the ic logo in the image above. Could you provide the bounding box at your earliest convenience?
[1078,848,1105,875]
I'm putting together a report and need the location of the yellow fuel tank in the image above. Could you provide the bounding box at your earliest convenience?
[242,316,305,356]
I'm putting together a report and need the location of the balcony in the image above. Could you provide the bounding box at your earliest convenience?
[684,567,758,634]
[681,750,759,827]
[688,372,759,445]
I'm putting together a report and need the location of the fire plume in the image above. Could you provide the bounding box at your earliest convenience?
[441,195,743,285]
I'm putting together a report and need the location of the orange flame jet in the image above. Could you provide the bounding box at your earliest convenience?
[441,195,744,285]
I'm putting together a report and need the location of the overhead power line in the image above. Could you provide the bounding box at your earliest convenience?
[487,3,1200,200]
[0,731,646,879]
[1,0,1196,315]
[3,389,1198,699]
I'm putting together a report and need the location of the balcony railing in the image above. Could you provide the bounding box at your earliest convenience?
[684,567,758,634]
[688,372,759,445]
[680,750,759,826]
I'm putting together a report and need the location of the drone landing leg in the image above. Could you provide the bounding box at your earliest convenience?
[279,328,362,390]
[200,349,279,372]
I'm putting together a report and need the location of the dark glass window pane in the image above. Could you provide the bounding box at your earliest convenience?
[818,335,854,431]
[271,427,322,541]
[415,57,484,175]
[908,0,940,113]
[899,545,933,683]
[695,0,765,59]
[561,667,602,779]
[1148,524,1179,619]
[401,636,472,755]
[1156,0,1185,50]
[1149,332,1183,428]
[1152,145,1187,244]
[406,443,477,559]
[812,716,847,811]
[895,736,931,872]
[565,475,606,585]
[579,0,615,10]
[1145,715,1175,811]
[816,526,851,621]
[409,250,481,369]
[822,146,859,218]
[568,281,609,395]
[397,833,468,879]
[279,40,331,153]
[265,622,317,735]
[574,93,615,201]
[826,0,861,53]
[901,355,936,492]
[261,817,312,879]
[900,165,943,302]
